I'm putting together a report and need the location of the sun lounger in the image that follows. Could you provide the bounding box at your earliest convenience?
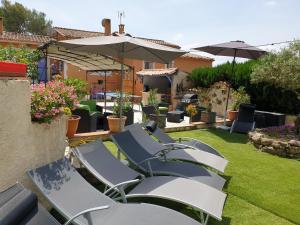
[0,183,60,225]
[125,123,228,173]
[111,130,226,190]
[73,140,226,224]
[27,157,203,225]
[144,121,225,158]
[230,103,256,133]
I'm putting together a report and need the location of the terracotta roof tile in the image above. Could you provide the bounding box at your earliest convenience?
[136,68,178,76]
[53,27,181,49]
[53,27,103,39]
[0,31,51,44]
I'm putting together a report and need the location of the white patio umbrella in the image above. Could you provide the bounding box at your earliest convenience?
[57,35,187,129]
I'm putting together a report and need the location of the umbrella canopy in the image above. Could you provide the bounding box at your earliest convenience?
[57,35,187,130]
[58,35,187,64]
[193,40,266,128]
[193,40,266,59]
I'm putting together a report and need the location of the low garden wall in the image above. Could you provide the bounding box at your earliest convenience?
[249,131,300,158]
[0,79,67,207]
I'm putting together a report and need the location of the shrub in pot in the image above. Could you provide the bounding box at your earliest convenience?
[147,89,166,128]
[107,94,132,132]
[228,87,250,121]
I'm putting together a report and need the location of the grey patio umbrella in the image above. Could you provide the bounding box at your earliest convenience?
[58,35,187,129]
[193,40,266,128]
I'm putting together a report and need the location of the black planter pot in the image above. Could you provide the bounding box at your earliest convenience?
[124,108,134,126]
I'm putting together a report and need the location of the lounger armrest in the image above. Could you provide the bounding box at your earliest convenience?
[103,179,141,195]
[162,143,199,151]
[137,156,161,166]
[64,205,110,225]
[174,137,201,142]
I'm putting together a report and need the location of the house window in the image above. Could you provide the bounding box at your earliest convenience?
[165,61,174,68]
[144,61,154,69]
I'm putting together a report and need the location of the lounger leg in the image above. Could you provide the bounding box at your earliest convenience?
[147,161,153,176]
[117,148,121,160]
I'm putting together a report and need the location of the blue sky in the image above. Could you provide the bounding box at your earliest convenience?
[11,0,300,64]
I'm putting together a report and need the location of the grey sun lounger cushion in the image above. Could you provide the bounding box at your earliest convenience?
[111,130,226,190]
[144,122,224,158]
[125,123,228,173]
[73,140,226,221]
[27,158,202,225]
[0,183,60,225]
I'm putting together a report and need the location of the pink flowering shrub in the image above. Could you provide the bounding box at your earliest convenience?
[31,81,79,123]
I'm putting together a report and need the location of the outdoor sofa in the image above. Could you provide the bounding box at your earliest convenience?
[0,183,60,225]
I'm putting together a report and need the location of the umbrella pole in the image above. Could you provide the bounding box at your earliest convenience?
[223,49,237,126]
[104,71,107,113]
[119,43,125,130]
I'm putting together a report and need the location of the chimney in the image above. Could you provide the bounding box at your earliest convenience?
[119,24,125,34]
[0,17,3,35]
[101,18,111,36]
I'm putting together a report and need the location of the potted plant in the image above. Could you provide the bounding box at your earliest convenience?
[198,88,216,124]
[64,107,81,137]
[147,89,166,128]
[201,103,216,123]
[228,87,251,121]
[186,104,197,124]
[31,81,80,137]
[107,93,131,132]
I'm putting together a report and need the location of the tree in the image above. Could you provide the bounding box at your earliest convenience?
[251,40,300,134]
[0,0,52,35]
[251,41,300,94]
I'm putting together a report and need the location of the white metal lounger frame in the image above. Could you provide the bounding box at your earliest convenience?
[72,147,215,225]
[64,206,110,225]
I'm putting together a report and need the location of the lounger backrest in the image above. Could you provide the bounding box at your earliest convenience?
[27,158,115,224]
[151,127,175,144]
[73,140,141,187]
[111,130,156,172]
[237,103,256,123]
[125,124,166,154]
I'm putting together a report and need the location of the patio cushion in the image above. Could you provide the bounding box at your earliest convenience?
[77,104,91,112]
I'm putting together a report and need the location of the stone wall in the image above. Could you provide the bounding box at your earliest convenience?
[249,131,300,158]
[197,81,234,116]
[0,79,67,206]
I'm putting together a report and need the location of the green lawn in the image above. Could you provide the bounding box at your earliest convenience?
[104,129,300,225]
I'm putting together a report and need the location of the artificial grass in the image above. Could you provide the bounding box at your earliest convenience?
[104,128,300,225]
[170,129,300,225]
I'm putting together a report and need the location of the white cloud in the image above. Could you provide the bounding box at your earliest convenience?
[265,1,278,6]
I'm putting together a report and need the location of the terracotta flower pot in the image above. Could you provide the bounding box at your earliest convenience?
[107,115,127,133]
[227,110,239,121]
[66,115,81,138]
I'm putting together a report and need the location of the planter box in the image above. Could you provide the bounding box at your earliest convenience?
[0,62,27,78]
[200,111,216,124]
[149,114,166,128]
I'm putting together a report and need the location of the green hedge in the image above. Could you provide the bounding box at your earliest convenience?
[188,61,300,114]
